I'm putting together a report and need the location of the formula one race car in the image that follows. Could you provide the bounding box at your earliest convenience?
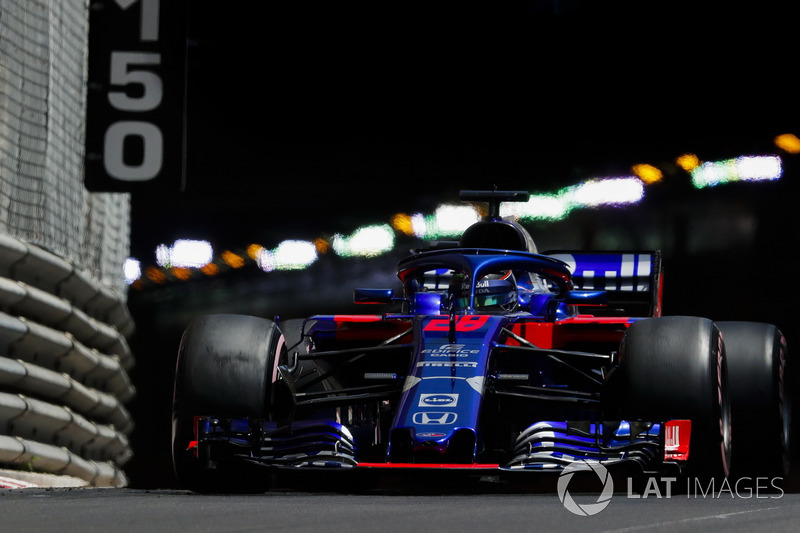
[171,190,790,492]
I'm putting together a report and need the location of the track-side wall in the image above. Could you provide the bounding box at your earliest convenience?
[0,1,134,486]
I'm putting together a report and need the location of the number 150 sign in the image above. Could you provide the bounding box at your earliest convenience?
[85,0,187,192]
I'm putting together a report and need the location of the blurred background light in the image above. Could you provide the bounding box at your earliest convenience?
[332,224,395,257]
[391,213,415,236]
[314,238,330,254]
[246,244,264,260]
[221,250,245,269]
[775,133,800,154]
[411,213,428,238]
[433,204,481,236]
[172,267,191,281]
[155,244,170,267]
[632,163,663,184]
[144,266,167,284]
[128,138,795,286]
[272,239,318,270]
[676,153,701,172]
[256,248,276,272]
[201,263,220,276]
[124,258,141,284]
[500,193,570,221]
[568,177,645,207]
[691,155,783,188]
[737,156,783,180]
[156,239,214,268]
[407,204,481,240]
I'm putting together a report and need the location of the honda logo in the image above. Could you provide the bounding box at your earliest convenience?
[412,412,458,425]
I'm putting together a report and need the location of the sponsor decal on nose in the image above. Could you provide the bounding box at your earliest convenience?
[419,393,459,407]
[412,412,458,425]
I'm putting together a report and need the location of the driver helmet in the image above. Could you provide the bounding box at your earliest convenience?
[473,271,518,312]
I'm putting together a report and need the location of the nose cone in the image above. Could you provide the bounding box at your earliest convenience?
[389,427,478,463]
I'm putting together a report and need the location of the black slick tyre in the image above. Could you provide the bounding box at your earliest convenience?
[616,316,731,480]
[171,314,285,493]
[717,321,790,479]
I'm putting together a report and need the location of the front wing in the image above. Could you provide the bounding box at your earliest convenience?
[190,416,691,477]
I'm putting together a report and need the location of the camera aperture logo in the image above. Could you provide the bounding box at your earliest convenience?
[557,461,614,516]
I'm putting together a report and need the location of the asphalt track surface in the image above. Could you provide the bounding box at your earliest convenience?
[2,478,800,533]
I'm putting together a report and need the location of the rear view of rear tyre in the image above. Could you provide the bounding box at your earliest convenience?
[717,321,790,479]
[172,314,285,493]
[617,316,731,480]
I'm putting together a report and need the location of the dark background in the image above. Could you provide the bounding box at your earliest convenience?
[124,1,798,487]
[129,0,795,251]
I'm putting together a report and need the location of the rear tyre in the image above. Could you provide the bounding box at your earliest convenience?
[616,316,731,480]
[171,314,285,493]
[717,321,790,479]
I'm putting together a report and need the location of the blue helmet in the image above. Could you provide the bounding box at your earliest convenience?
[473,277,518,312]
[451,272,518,313]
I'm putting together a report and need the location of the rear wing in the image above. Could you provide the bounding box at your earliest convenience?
[546,251,663,317]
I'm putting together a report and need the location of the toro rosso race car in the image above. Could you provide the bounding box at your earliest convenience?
[171,190,790,492]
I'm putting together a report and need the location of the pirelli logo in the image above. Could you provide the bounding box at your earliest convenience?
[417,361,478,368]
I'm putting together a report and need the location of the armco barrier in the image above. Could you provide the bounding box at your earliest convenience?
[0,236,134,487]
[0,435,125,487]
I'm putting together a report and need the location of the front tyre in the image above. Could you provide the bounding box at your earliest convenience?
[171,314,285,493]
[616,316,731,480]
[717,321,790,479]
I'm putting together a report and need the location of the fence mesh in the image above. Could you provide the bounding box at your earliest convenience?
[0,0,130,296]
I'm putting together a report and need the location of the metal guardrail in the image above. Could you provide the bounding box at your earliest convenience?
[0,235,134,487]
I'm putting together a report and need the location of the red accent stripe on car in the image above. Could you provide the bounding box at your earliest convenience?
[331,315,384,322]
[356,463,500,469]
[664,420,691,461]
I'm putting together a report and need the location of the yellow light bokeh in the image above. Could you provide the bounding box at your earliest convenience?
[676,153,701,172]
[144,266,166,284]
[314,238,330,254]
[127,132,789,288]
[246,244,264,260]
[221,250,245,268]
[391,213,415,236]
[775,133,800,154]
[631,163,663,184]
[172,267,191,281]
[201,263,220,276]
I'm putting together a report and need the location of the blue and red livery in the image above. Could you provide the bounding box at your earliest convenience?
[171,190,789,492]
